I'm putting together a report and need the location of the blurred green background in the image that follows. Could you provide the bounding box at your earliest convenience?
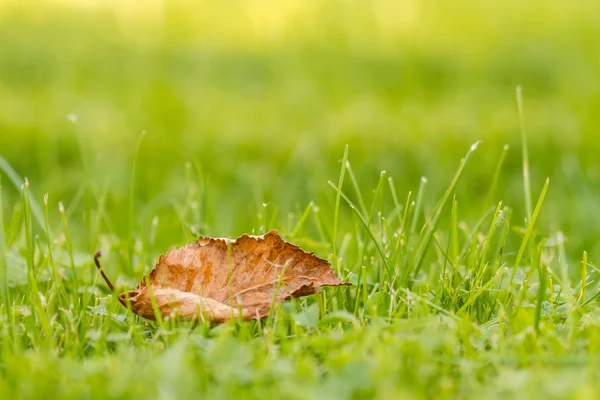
[1,0,599,258]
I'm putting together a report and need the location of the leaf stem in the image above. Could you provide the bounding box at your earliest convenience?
[94,251,115,292]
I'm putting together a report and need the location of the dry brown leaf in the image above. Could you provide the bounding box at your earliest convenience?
[94,230,347,323]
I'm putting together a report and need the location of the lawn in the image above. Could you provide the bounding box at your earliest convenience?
[1,1,600,398]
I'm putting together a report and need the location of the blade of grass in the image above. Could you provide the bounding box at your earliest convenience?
[290,202,314,238]
[456,267,507,316]
[410,177,428,237]
[580,251,588,302]
[580,290,600,309]
[509,178,550,285]
[450,196,459,265]
[0,175,9,321]
[327,181,391,279]
[128,130,147,274]
[21,179,50,343]
[0,156,45,231]
[332,145,349,276]
[475,202,503,282]
[346,161,368,218]
[517,86,532,220]
[410,142,480,284]
[43,194,66,304]
[534,243,547,333]
[59,202,77,282]
[484,144,509,209]
[367,170,387,229]
[387,177,403,228]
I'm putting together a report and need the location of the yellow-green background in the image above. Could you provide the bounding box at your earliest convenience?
[2,1,599,248]
[1,1,600,398]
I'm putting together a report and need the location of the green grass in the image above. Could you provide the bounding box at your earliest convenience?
[1,1,600,398]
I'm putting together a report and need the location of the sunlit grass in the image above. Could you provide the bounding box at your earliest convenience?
[2,133,600,397]
[1,0,600,398]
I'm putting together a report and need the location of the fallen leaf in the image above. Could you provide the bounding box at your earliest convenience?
[94,230,347,323]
